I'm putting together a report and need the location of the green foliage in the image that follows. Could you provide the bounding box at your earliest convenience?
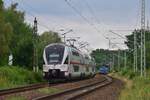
[6,96,26,100]
[0,1,13,65]
[118,67,136,79]
[0,2,62,68]
[91,29,150,73]
[0,66,44,89]
[37,87,60,94]
[91,49,111,65]
[125,29,150,68]
[120,78,150,100]
[4,3,34,67]
[91,49,122,71]
[117,69,150,100]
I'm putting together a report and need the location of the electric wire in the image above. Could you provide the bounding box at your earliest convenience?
[84,0,101,25]
[10,0,53,31]
[64,0,107,39]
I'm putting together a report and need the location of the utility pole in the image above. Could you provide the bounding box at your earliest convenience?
[107,38,111,69]
[105,37,115,71]
[147,20,149,31]
[124,50,127,69]
[134,31,138,72]
[112,54,115,71]
[61,29,73,44]
[118,49,120,71]
[140,0,146,77]
[66,38,77,46]
[33,17,38,72]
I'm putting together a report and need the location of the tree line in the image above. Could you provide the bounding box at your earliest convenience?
[91,30,150,71]
[0,1,61,68]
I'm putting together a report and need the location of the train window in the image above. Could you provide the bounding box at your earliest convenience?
[64,56,68,64]
[73,65,79,72]
[45,45,65,64]
[72,51,79,56]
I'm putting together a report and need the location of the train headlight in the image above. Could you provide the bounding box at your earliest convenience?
[52,70,56,74]
[65,71,69,76]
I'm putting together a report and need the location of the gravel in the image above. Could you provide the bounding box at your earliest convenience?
[75,77,124,100]
[0,75,124,100]
[0,75,105,100]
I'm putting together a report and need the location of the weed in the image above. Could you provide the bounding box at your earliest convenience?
[0,66,45,89]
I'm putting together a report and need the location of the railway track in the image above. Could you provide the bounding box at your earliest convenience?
[0,79,72,96]
[33,75,112,100]
[0,77,100,97]
[0,82,49,96]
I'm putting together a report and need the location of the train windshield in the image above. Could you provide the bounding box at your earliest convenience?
[45,45,65,64]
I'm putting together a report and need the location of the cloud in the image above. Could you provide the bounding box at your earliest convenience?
[5,0,149,50]
[25,14,108,48]
[25,14,134,49]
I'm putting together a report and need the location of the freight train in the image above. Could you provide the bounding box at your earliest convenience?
[43,43,96,81]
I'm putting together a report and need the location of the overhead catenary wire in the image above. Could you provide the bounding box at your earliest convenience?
[64,0,93,26]
[8,0,86,53]
[64,0,108,39]
[11,0,87,48]
[84,0,101,25]
[109,30,127,40]
[17,0,68,31]
[10,0,57,32]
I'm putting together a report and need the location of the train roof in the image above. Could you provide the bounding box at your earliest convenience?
[45,43,92,58]
[45,43,81,51]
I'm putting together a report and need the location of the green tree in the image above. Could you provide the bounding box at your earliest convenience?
[91,49,113,69]
[3,3,34,67]
[125,29,150,68]
[0,1,13,65]
[0,2,62,68]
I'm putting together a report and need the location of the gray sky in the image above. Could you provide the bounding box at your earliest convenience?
[4,0,150,50]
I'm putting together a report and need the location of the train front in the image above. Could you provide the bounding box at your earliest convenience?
[43,44,69,80]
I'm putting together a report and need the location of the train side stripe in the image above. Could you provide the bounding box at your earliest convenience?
[70,61,90,66]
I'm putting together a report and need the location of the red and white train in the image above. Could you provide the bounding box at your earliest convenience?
[43,43,96,80]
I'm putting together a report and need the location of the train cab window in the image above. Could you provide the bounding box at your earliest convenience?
[45,45,65,64]
[73,65,79,72]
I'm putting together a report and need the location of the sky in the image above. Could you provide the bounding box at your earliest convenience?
[4,0,150,50]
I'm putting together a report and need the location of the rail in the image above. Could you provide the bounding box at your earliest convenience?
[0,82,48,96]
[33,75,112,100]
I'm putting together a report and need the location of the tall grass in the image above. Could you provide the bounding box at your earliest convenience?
[0,66,44,89]
[112,67,150,100]
[119,77,150,100]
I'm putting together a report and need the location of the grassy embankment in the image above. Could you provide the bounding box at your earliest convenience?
[0,66,61,100]
[111,68,150,100]
[0,66,44,89]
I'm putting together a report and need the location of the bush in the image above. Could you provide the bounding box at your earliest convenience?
[0,66,44,89]
[118,67,136,79]
[116,68,150,100]
[119,76,150,100]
